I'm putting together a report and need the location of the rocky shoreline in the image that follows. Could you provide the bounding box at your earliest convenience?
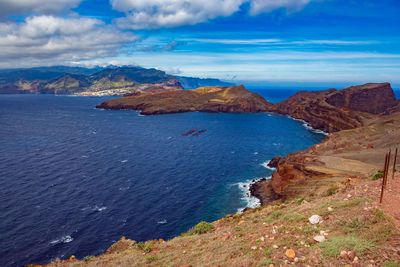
[248,82,400,205]
[97,81,400,206]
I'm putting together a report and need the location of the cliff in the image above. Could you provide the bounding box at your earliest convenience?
[96,85,275,114]
[273,83,399,133]
[254,83,400,203]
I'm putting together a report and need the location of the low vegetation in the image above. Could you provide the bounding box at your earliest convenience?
[45,179,399,267]
[191,221,215,234]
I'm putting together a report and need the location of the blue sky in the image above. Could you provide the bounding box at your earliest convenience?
[0,0,399,87]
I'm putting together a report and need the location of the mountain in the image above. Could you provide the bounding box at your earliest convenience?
[0,66,235,95]
[96,85,274,115]
[0,66,183,95]
[270,82,400,133]
[177,76,235,89]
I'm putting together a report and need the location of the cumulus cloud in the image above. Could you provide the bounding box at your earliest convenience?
[0,0,83,17]
[111,0,320,29]
[0,16,138,66]
[111,0,245,29]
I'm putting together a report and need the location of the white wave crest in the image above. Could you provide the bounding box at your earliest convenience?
[50,235,73,245]
[261,160,276,171]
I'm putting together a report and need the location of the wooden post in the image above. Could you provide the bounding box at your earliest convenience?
[380,153,389,203]
[393,148,398,179]
[384,150,391,188]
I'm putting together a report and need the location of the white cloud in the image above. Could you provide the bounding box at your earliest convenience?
[249,0,313,15]
[111,0,322,30]
[0,16,138,67]
[0,0,83,17]
[112,0,244,29]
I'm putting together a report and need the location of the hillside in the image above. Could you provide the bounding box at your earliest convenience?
[45,176,400,266]
[271,83,399,133]
[96,85,274,114]
[0,66,236,96]
[0,66,183,95]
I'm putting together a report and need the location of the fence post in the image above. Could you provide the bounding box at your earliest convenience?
[393,147,398,179]
[380,153,389,203]
[384,150,391,188]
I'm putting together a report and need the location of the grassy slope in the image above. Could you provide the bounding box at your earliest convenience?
[44,177,399,267]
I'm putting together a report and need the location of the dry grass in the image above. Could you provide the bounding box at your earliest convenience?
[43,178,400,267]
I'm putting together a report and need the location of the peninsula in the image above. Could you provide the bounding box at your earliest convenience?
[96,85,274,114]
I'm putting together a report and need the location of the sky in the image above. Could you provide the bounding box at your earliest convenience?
[0,0,399,87]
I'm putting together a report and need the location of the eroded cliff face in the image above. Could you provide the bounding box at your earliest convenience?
[257,82,400,202]
[274,83,399,133]
[96,85,275,115]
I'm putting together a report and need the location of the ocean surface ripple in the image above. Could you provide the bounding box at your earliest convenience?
[0,93,324,266]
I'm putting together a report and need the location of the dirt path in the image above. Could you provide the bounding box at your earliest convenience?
[382,173,400,229]
[359,172,400,230]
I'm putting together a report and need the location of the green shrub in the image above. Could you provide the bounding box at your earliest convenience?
[318,235,374,257]
[372,171,384,180]
[145,256,157,262]
[325,185,339,196]
[192,221,214,234]
[296,196,305,205]
[136,242,151,253]
[82,256,94,262]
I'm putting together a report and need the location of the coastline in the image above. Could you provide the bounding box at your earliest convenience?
[248,115,329,206]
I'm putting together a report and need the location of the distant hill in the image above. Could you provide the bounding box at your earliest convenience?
[0,66,234,95]
[177,76,234,89]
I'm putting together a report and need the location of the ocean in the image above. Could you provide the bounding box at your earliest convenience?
[0,91,326,266]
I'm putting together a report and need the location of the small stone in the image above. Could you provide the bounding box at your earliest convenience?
[352,262,361,267]
[260,237,265,242]
[265,234,269,238]
[313,235,326,243]
[347,251,356,261]
[308,215,321,224]
[285,249,296,258]
[300,240,305,245]
[347,194,352,198]
[273,245,278,249]
[251,246,257,250]
[344,198,349,201]
[353,256,359,262]
[341,250,348,259]
[328,207,333,212]
[294,257,299,263]
[269,265,274,267]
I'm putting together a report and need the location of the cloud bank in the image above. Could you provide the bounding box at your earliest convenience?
[111,0,319,29]
[0,16,138,66]
[0,0,83,17]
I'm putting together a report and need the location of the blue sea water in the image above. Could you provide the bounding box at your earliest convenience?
[0,92,326,266]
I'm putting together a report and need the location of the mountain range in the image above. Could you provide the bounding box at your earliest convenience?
[0,66,234,96]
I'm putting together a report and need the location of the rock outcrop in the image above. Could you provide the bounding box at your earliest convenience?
[96,85,275,115]
[273,83,399,133]
[252,82,400,203]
